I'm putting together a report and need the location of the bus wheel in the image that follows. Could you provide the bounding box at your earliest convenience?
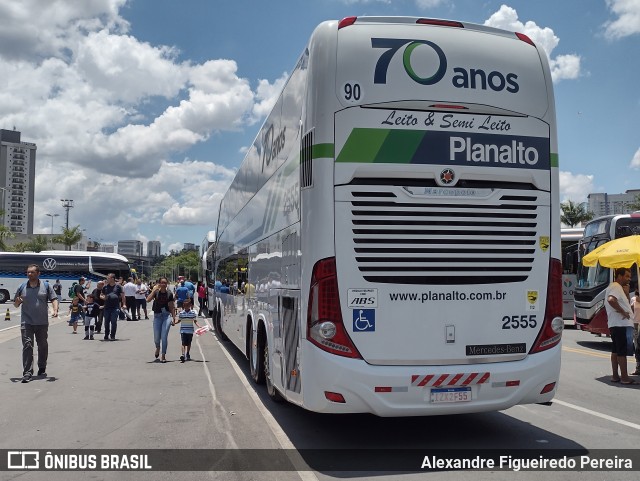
[215,309,228,342]
[250,324,265,384]
[265,341,284,402]
[0,290,8,304]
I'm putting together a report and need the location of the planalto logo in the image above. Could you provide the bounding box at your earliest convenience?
[371,37,519,93]
[261,124,286,173]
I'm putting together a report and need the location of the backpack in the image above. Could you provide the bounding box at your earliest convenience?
[68,282,78,298]
[18,281,52,300]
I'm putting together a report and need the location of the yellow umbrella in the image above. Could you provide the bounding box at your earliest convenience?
[582,235,640,268]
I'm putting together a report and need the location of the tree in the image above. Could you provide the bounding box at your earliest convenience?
[26,235,49,252]
[150,250,200,281]
[629,194,640,211]
[0,209,14,251]
[53,225,84,251]
[560,200,594,227]
[0,226,13,251]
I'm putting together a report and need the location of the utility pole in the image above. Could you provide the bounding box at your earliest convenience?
[60,199,74,230]
[45,213,59,235]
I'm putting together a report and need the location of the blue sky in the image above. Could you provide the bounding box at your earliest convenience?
[0,0,638,253]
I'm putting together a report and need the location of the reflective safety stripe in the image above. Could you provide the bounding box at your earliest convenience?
[411,372,490,387]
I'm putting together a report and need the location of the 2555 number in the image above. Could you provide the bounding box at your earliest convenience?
[502,315,537,329]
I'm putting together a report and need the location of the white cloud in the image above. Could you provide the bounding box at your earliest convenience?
[33,158,235,242]
[0,0,287,250]
[251,73,289,122]
[484,5,581,82]
[604,0,640,39]
[167,242,183,253]
[0,0,129,61]
[559,171,595,203]
[631,147,640,168]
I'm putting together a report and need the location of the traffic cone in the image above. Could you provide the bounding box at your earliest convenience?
[4,308,10,321]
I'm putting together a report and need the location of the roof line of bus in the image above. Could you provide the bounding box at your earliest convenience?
[0,250,130,261]
[337,16,535,44]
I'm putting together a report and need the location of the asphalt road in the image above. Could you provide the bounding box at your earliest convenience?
[0,308,638,481]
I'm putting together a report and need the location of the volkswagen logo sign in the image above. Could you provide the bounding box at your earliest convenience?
[440,168,455,185]
[42,258,57,271]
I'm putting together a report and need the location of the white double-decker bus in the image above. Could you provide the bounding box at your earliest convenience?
[210,16,562,416]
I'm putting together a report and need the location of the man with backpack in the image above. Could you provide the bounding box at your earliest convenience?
[14,264,59,383]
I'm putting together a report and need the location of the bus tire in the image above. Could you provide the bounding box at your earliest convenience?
[215,307,228,342]
[265,340,284,402]
[250,323,266,384]
[0,289,9,304]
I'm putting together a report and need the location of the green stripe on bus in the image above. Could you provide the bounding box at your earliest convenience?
[312,143,335,159]
[375,129,425,163]
[336,129,390,163]
[551,153,559,167]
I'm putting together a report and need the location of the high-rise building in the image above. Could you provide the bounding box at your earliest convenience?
[183,242,198,252]
[0,129,37,234]
[587,189,640,218]
[147,240,161,257]
[100,244,116,253]
[118,240,143,257]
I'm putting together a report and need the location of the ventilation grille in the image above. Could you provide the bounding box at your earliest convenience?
[348,182,543,285]
[301,130,313,188]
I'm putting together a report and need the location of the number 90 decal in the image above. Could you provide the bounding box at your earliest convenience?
[502,315,537,329]
[342,82,362,103]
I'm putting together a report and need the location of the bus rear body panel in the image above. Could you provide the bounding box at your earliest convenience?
[215,17,561,415]
[329,22,558,368]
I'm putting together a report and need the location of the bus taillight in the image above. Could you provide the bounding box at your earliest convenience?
[530,258,564,353]
[516,32,535,47]
[338,17,357,29]
[307,257,362,359]
[416,19,464,28]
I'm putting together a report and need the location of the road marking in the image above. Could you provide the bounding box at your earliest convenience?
[195,338,239,450]
[0,324,20,333]
[554,399,640,431]
[208,331,319,481]
[562,346,609,359]
[563,346,635,363]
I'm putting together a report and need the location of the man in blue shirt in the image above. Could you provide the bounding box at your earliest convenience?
[175,281,190,310]
[14,264,59,383]
[183,279,196,303]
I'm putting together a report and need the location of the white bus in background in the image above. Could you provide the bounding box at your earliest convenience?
[560,227,584,320]
[0,251,134,303]
[574,213,640,336]
[210,16,562,416]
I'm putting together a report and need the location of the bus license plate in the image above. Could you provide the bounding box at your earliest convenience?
[430,387,472,403]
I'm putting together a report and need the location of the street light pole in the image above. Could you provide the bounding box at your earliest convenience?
[60,199,74,230]
[45,213,60,235]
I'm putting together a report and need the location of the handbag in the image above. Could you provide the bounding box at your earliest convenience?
[118,309,125,320]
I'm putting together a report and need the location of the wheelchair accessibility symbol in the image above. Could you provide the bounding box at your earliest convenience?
[353,309,375,332]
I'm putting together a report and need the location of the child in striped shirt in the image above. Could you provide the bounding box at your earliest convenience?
[172,298,201,362]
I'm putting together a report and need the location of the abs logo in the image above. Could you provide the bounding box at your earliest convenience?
[371,37,519,93]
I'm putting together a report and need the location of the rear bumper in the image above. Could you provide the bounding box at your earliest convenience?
[299,341,561,416]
